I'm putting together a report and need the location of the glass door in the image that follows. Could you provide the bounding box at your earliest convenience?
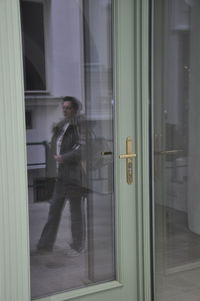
[0,0,149,300]
[152,0,200,300]
[21,0,115,297]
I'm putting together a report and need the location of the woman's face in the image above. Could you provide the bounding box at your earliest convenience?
[62,101,76,119]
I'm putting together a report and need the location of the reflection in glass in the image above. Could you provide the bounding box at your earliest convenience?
[153,0,200,300]
[20,0,115,298]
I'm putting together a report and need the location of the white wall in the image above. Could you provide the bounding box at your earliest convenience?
[45,0,85,102]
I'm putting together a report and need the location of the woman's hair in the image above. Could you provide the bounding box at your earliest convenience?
[63,96,80,112]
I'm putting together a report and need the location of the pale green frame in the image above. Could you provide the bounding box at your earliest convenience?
[134,1,151,301]
[0,1,30,300]
[0,0,151,301]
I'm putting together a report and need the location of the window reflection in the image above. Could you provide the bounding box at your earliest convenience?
[153,0,200,300]
[20,1,46,91]
[21,0,115,298]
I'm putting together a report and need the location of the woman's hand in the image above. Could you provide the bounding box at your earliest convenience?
[54,155,64,163]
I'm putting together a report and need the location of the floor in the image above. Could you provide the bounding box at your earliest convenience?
[29,192,115,299]
[29,195,200,300]
[155,268,200,301]
[155,207,200,301]
[166,207,200,268]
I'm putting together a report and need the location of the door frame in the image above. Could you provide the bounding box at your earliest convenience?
[0,0,151,300]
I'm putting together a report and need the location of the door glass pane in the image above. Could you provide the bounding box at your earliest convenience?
[20,0,115,298]
[152,0,200,300]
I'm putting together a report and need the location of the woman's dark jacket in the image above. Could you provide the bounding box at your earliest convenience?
[47,118,86,190]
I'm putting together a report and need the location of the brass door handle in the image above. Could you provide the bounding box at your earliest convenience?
[119,137,137,184]
[119,153,136,159]
[155,149,183,155]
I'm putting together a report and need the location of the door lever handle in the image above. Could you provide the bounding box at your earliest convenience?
[119,153,136,159]
[119,137,137,184]
[155,149,183,155]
